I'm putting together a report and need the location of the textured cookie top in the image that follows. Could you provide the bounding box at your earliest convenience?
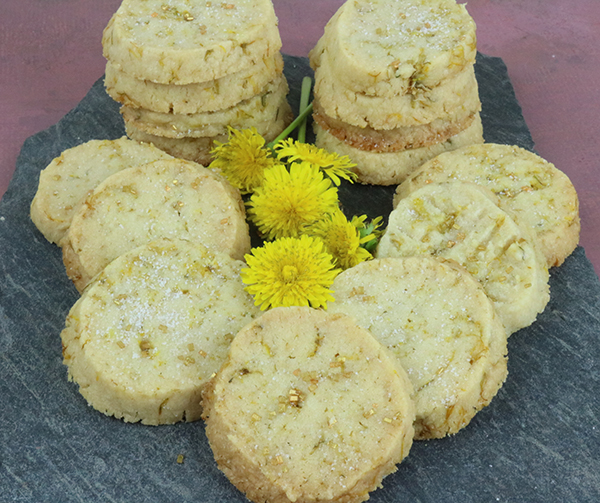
[312,0,476,95]
[30,137,172,245]
[61,238,260,425]
[63,158,250,291]
[395,143,580,267]
[102,0,282,84]
[328,256,507,439]
[377,181,550,334]
[203,306,415,503]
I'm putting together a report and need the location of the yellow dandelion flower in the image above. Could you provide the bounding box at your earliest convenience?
[209,127,279,194]
[247,163,339,240]
[307,209,374,270]
[242,235,340,310]
[274,139,357,185]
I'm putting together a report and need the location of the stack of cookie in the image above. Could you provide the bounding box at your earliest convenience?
[309,0,484,185]
[102,0,292,165]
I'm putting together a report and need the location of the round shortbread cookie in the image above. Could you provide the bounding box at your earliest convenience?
[328,256,508,439]
[30,137,173,245]
[376,181,550,335]
[104,52,284,114]
[102,0,282,85]
[309,0,477,96]
[120,76,289,139]
[62,158,250,292]
[125,107,292,166]
[202,306,416,503]
[313,55,481,129]
[61,238,260,425]
[314,114,483,186]
[394,143,580,267]
[313,97,477,153]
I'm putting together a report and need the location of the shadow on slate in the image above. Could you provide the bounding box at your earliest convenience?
[0,53,599,503]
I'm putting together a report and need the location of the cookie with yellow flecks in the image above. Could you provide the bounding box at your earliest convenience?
[61,238,260,425]
[120,76,290,139]
[102,0,282,85]
[394,143,580,267]
[328,256,508,439]
[104,52,284,114]
[202,306,416,503]
[312,60,481,130]
[308,0,482,186]
[30,137,173,245]
[309,0,477,97]
[62,158,250,292]
[312,97,479,153]
[377,181,550,334]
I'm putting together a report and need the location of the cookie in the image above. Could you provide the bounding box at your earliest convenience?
[104,52,284,114]
[61,238,260,425]
[309,0,477,97]
[125,107,292,166]
[102,0,282,85]
[313,114,483,185]
[377,181,550,334]
[30,137,172,245]
[328,256,508,439]
[202,306,415,503]
[120,76,290,139]
[62,158,250,292]
[394,143,580,267]
[313,97,478,153]
[313,56,481,129]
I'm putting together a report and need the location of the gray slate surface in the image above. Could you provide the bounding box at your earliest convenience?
[0,54,599,502]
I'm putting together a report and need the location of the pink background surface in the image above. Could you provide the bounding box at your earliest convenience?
[1,0,598,275]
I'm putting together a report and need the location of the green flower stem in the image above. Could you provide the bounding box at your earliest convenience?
[266,88,314,149]
[266,103,313,149]
[297,76,313,144]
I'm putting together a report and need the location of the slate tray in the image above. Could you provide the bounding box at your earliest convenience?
[1,54,599,503]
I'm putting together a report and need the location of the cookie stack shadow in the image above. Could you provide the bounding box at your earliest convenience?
[309,0,484,185]
[101,0,292,165]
